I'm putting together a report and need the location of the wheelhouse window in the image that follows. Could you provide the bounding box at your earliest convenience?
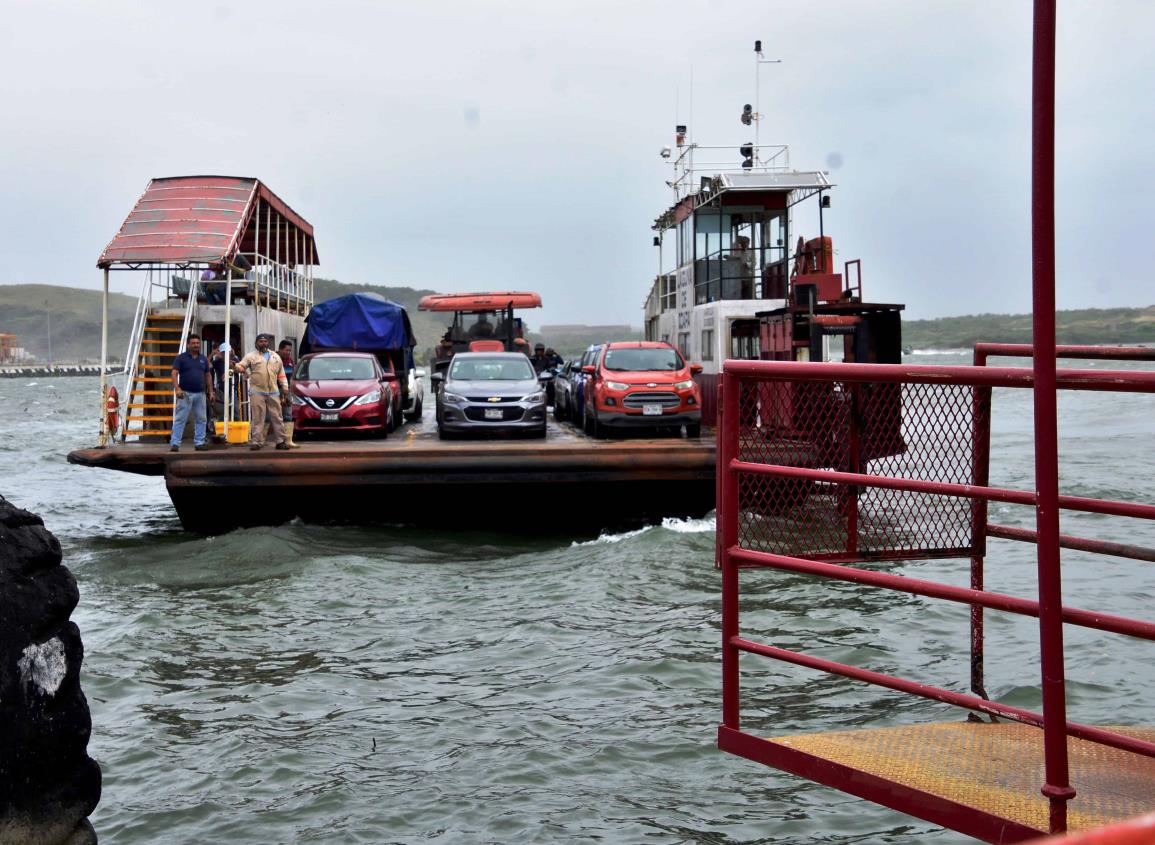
[659,273,677,312]
[729,319,761,360]
[678,218,693,266]
[693,206,790,302]
[604,347,685,372]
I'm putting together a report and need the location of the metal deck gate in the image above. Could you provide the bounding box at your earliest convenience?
[715,352,1155,842]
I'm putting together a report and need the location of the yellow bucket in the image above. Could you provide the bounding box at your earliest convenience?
[215,421,251,444]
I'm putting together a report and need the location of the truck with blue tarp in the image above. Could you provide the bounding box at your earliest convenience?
[300,292,420,417]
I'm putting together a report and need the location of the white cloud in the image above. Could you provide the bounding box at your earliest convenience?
[1,0,1153,327]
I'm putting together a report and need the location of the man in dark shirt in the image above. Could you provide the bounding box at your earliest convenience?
[530,343,550,374]
[170,333,214,452]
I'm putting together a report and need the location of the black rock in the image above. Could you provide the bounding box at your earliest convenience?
[0,496,101,845]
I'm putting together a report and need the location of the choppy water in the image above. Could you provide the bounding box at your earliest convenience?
[2,355,1154,844]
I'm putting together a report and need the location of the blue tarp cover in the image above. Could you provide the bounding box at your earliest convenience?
[302,293,416,354]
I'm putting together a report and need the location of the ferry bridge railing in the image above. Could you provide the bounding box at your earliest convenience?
[716,356,1155,841]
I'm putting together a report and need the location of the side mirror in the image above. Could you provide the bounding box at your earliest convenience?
[690,363,703,374]
[431,372,444,383]
[582,365,596,375]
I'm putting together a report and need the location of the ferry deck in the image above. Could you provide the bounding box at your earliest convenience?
[69,418,716,533]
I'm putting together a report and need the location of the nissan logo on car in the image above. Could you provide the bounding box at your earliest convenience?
[326,398,336,408]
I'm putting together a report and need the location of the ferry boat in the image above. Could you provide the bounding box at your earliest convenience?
[643,45,902,425]
[70,177,715,532]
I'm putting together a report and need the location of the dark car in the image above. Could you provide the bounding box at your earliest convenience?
[581,341,702,438]
[290,352,398,438]
[552,360,579,421]
[433,352,547,439]
[562,344,601,427]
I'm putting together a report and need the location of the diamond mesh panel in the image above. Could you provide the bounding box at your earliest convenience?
[733,377,990,562]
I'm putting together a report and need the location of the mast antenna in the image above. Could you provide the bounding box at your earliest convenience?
[752,39,782,163]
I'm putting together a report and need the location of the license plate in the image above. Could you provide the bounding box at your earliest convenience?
[642,404,663,416]
[320,412,339,422]
[484,408,504,420]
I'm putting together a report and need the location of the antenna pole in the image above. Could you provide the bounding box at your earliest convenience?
[754,40,782,164]
[754,43,760,154]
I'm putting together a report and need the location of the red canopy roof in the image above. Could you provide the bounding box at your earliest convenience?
[418,292,542,312]
[97,175,319,268]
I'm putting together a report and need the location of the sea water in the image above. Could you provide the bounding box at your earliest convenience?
[2,354,1153,844]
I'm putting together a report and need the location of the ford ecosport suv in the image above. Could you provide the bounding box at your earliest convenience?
[580,341,702,438]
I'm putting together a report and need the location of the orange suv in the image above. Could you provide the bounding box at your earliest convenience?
[581,341,702,438]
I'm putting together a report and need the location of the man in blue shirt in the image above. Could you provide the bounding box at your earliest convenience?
[170,333,215,452]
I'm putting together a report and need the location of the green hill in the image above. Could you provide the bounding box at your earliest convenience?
[310,278,449,363]
[903,305,1155,350]
[6,280,1151,362]
[0,280,539,365]
[0,284,138,363]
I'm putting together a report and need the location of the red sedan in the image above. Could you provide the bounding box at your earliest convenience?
[290,352,397,438]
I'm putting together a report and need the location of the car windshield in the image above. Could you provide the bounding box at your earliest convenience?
[297,357,377,380]
[603,347,683,372]
[450,357,534,381]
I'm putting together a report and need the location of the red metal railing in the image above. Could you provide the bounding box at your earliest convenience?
[719,2,1155,840]
[716,357,1155,840]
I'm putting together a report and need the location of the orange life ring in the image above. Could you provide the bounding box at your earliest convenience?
[106,385,120,435]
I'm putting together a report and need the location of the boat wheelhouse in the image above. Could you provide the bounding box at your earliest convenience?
[95,175,318,444]
[644,144,853,422]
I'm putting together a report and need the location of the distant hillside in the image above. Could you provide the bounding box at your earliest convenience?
[0,284,138,363]
[0,280,508,365]
[11,280,1145,362]
[311,278,448,362]
[531,324,643,359]
[904,305,1155,350]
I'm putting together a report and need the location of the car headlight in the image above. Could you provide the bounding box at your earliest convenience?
[673,379,695,390]
[354,389,382,405]
[442,391,467,405]
[605,381,629,391]
[290,393,307,406]
[521,391,545,403]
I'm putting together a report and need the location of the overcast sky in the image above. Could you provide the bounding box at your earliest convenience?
[2,1,1152,328]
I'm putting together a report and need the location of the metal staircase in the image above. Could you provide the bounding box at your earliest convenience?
[122,313,183,440]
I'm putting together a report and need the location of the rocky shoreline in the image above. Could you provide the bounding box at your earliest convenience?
[0,496,101,845]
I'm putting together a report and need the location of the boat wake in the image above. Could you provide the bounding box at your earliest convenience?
[570,514,716,547]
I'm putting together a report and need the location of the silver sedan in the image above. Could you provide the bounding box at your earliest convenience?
[433,352,548,439]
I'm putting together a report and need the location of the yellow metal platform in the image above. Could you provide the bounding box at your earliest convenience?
[721,722,1155,842]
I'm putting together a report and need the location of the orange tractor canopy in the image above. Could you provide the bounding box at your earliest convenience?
[419,291,544,371]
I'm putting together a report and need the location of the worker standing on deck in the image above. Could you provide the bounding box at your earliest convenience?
[278,340,299,449]
[170,333,214,452]
[235,333,289,451]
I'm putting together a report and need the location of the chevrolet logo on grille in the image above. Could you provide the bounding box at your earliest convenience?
[488,397,501,403]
